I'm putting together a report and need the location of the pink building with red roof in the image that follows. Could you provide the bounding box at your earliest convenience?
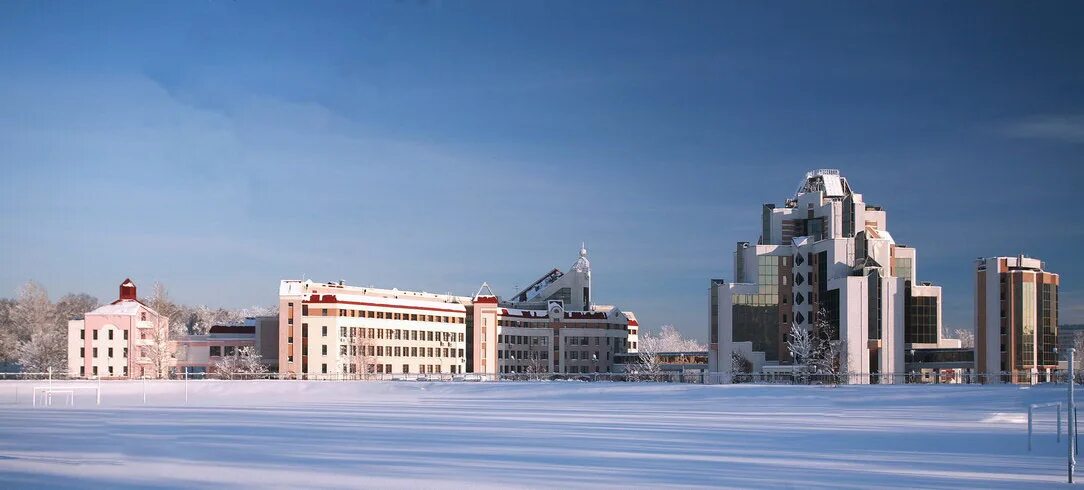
[66,279,172,378]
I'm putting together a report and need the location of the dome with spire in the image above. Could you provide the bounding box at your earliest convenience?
[571,242,590,273]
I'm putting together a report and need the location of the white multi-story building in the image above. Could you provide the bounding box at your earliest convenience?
[277,246,640,378]
[709,169,953,382]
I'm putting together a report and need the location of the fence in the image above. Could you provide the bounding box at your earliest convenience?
[1,370,1079,385]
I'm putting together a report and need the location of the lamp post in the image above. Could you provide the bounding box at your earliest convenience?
[1070,347,1076,483]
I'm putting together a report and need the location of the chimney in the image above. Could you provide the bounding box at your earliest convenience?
[119,278,137,301]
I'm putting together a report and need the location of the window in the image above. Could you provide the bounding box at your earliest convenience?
[210,346,221,356]
[302,305,309,316]
[340,327,347,337]
[321,308,328,316]
[108,347,113,358]
[123,348,128,358]
[322,326,328,337]
[93,366,98,376]
[80,347,85,358]
[123,330,128,340]
[322,363,328,374]
[80,366,85,376]
[140,312,146,321]
[403,364,410,373]
[321,345,328,355]
[225,346,236,356]
[80,329,85,340]
[108,366,114,376]
[109,330,114,340]
[93,330,98,340]
[93,347,98,357]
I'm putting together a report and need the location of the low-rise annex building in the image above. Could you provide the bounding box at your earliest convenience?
[173,316,279,375]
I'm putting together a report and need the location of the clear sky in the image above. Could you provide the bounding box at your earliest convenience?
[1,1,1082,340]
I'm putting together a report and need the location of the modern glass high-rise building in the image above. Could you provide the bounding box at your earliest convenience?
[709,169,951,382]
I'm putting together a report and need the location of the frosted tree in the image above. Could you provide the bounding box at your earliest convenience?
[10,282,54,342]
[16,328,66,373]
[212,344,267,379]
[54,293,99,327]
[632,325,703,380]
[809,308,848,384]
[145,282,187,337]
[0,298,18,364]
[214,346,269,379]
[190,305,237,335]
[140,312,173,379]
[237,305,279,319]
[730,351,753,383]
[11,282,64,373]
[949,328,975,349]
[785,322,813,382]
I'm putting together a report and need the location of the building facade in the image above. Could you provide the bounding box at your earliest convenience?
[174,317,279,375]
[709,169,953,382]
[277,246,640,378]
[975,256,1059,383]
[66,279,172,378]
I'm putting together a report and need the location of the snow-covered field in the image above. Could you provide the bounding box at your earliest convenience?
[0,380,1074,488]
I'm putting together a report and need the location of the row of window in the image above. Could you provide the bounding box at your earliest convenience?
[498,350,548,360]
[80,329,128,341]
[209,346,247,357]
[341,363,460,374]
[495,319,629,330]
[500,334,548,345]
[79,347,128,358]
[79,365,128,376]
[348,326,463,343]
[356,345,465,359]
[299,304,465,324]
[498,365,614,374]
[564,350,612,361]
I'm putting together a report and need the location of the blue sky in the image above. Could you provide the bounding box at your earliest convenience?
[1,1,1082,340]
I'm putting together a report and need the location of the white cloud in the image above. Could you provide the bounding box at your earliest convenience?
[1002,115,1084,144]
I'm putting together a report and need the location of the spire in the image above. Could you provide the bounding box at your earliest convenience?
[475,282,497,299]
[473,282,499,304]
[580,242,587,258]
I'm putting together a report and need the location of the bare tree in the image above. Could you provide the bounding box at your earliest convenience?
[348,327,375,379]
[526,350,549,380]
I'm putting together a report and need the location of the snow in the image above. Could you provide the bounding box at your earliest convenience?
[86,301,143,316]
[0,381,1075,488]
